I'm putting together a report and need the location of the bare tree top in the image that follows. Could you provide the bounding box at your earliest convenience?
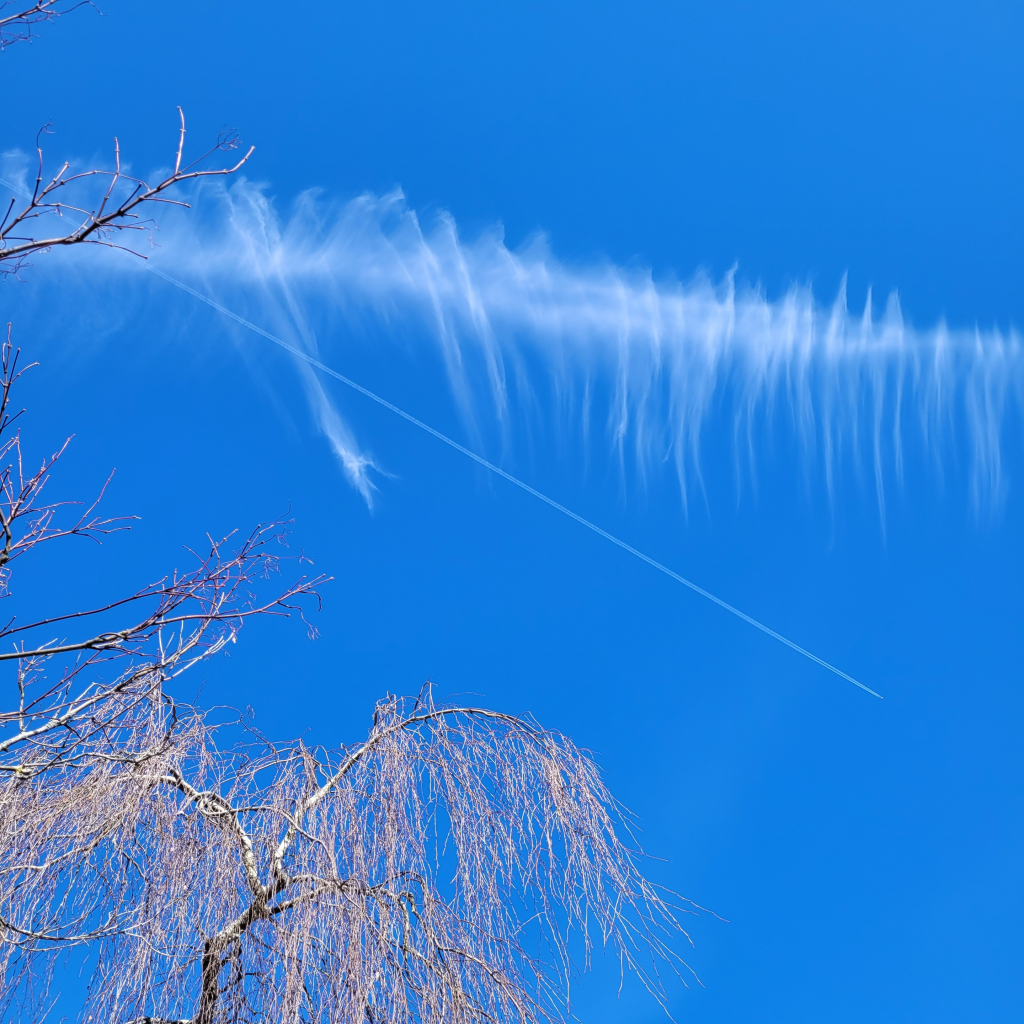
[0,0,93,48]
[0,109,253,277]
[2,683,700,1024]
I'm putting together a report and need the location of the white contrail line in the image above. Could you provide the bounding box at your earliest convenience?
[0,175,878,697]
[143,263,881,700]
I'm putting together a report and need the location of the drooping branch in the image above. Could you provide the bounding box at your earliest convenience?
[154,692,698,1024]
[2,682,698,1024]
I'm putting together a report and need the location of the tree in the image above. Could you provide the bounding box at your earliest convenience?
[0,1,90,49]
[0,7,694,1023]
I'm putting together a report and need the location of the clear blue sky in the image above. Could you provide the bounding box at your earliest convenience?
[4,2,1024,1020]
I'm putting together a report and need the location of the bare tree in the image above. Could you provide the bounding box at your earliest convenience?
[3,677,693,1023]
[0,1,91,49]
[0,338,693,1021]
[1,0,251,276]
[0,9,697,1024]
[0,331,330,1019]
[0,108,254,278]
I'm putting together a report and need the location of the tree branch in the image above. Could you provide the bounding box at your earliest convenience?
[0,0,92,49]
[0,108,253,276]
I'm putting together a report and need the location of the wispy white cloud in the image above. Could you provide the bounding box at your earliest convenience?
[7,168,1023,514]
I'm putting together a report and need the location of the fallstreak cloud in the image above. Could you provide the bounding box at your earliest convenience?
[5,170,1020,694]
[137,180,1023,516]
[4,170,1023,514]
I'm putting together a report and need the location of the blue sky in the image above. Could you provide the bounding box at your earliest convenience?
[4,1,1024,1020]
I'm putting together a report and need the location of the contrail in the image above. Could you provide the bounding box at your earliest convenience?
[0,174,884,696]
[142,261,881,699]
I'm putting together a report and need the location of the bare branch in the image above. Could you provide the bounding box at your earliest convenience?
[0,108,253,276]
[2,685,698,1024]
[0,0,93,49]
